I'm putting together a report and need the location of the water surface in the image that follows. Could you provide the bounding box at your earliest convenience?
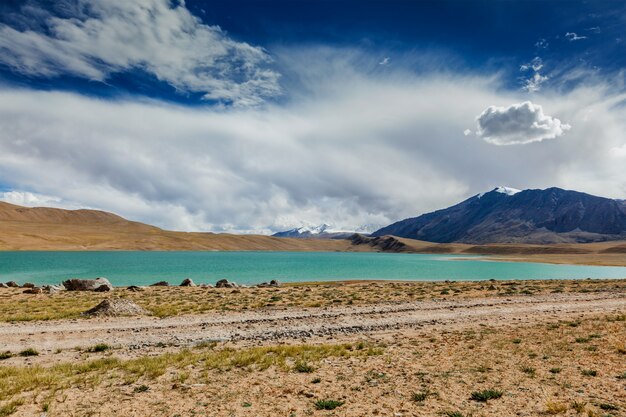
[0,251,624,286]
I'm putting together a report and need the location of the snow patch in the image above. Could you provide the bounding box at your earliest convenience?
[478,186,522,198]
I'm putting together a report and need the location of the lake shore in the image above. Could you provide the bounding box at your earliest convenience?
[0,279,624,416]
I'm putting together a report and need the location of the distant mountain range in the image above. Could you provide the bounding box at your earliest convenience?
[272,224,375,240]
[372,187,626,244]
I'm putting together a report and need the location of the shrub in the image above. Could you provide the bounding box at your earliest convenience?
[470,389,503,402]
[19,348,39,357]
[0,351,12,360]
[315,399,344,410]
[581,369,597,377]
[133,385,149,393]
[549,367,561,374]
[412,390,431,402]
[88,344,110,353]
[294,361,314,373]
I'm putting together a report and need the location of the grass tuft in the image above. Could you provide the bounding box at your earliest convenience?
[315,399,344,410]
[470,389,503,402]
[18,348,38,357]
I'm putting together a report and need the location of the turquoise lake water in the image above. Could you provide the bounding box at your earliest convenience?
[0,251,624,286]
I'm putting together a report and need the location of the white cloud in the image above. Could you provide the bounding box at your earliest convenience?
[0,190,81,209]
[0,0,280,106]
[379,57,390,65]
[0,48,625,231]
[520,57,548,92]
[565,32,587,41]
[535,38,549,49]
[475,101,571,145]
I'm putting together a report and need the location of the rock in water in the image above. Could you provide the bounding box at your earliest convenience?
[180,278,195,287]
[82,298,148,317]
[215,279,238,288]
[63,277,113,292]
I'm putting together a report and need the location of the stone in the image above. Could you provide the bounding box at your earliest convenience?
[150,281,169,287]
[180,278,195,287]
[0,283,7,288]
[5,281,19,288]
[23,287,42,294]
[127,285,144,292]
[22,282,36,288]
[63,277,114,292]
[42,284,65,294]
[215,279,238,288]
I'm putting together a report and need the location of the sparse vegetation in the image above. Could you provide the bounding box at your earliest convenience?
[315,399,344,410]
[18,348,38,357]
[88,343,110,353]
[545,401,567,414]
[470,389,503,402]
[0,352,12,361]
[581,369,597,377]
[412,390,431,402]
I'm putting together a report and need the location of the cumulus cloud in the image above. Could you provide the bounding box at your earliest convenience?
[475,101,571,145]
[0,0,280,106]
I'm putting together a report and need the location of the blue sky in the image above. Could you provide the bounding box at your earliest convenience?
[0,0,625,232]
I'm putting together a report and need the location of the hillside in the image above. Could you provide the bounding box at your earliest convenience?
[373,187,626,244]
[0,202,353,252]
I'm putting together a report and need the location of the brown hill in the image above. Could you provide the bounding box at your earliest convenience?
[0,201,353,252]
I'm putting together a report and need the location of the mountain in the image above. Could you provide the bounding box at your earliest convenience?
[272,224,375,239]
[0,201,355,251]
[372,187,626,244]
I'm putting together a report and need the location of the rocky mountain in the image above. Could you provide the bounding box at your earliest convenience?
[372,187,626,244]
[272,224,376,239]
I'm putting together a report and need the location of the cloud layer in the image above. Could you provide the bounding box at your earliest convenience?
[1,47,626,233]
[0,0,280,106]
[475,101,571,145]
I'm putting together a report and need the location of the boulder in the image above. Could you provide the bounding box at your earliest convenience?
[0,283,7,288]
[180,278,196,287]
[63,277,113,292]
[23,287,42,294]
[5,281,19,288]
[82,298,148,317]
[127,285,144,292]
[257,279,280,288]
[150,281,169,287]
[215,279,238,288]
[22,282,35,288]
[42,284,65,294]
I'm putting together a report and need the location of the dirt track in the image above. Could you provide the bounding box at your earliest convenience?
[2,292,624,360]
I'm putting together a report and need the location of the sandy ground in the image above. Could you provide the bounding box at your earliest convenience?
[0,287,624,417]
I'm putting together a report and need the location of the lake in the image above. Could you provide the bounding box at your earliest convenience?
[0,251,625,286]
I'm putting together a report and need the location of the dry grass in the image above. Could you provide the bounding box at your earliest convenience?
[1,312,624,416]
[0,342,382,405]
[1,279,624,322]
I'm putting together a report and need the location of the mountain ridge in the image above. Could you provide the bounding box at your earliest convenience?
[373,187,626,244]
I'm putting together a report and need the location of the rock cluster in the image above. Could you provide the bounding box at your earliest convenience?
[256,279,280,288]
[63,277,113,292]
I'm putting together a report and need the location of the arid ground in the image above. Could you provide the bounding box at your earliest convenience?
[0,280,624,417]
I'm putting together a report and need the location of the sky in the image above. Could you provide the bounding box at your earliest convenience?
[0,0,625,234]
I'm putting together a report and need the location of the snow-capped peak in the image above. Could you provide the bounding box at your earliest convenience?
[478,186,522,198]
[493,186,521,196]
